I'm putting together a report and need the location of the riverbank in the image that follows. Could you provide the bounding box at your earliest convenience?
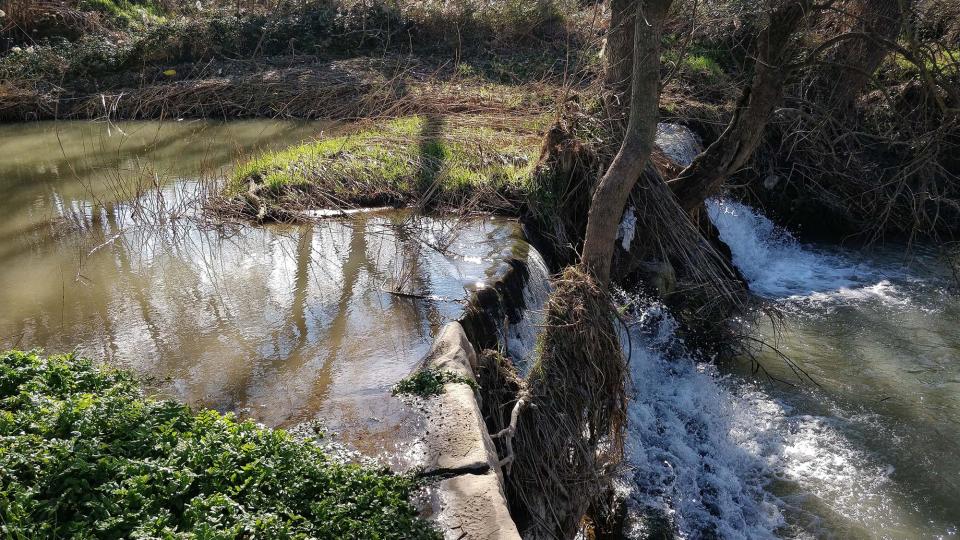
[0,0,589,122]
[3,0,957,242]
[3,1,959,537]
[3,116,959,538]
[0,54,567,122]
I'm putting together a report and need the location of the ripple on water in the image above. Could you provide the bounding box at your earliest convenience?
[622,300,921,539]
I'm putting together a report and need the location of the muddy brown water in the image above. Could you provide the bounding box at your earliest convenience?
[0,120,531,459]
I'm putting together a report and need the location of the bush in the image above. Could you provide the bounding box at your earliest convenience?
[0,349,439,539]
[79,0,166,26]
[0,36,132,84]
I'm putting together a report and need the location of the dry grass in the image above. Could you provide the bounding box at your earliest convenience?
[0,54,565,121]
[1,0,107,42]
[509,265,626,539]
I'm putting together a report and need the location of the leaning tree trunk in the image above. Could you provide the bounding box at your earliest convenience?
[668,0,812,212]
[604,0,637,127]
[582,0,673,285]
[507,4,672,539]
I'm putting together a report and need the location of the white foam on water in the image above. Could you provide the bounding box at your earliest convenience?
[656,123,703,167]
[705,198,908,305]
[622,302,899,538]
[623,302,782,539]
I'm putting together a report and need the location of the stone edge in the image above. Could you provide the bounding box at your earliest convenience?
[422,321,521,540]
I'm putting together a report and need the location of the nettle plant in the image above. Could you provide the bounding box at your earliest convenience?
[0,350,439,539]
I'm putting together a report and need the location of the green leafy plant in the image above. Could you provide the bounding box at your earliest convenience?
[392,367,478,397]
[0,349,439,539]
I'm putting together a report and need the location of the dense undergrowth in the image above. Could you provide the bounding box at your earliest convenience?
[0,349,438,539]
[0,0,587,89]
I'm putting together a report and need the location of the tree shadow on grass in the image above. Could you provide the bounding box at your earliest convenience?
[415,114,447,209]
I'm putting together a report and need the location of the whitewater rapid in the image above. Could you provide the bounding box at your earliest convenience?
[622,197,924,538]
[623,299,906,539]
[705,198,914,304]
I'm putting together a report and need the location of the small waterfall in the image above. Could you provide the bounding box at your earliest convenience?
[617,123,702,252]
[706,198,905,302]
[498,190,912,537]
[650,124,881,301]
[621,297,903,539]
[622,300,783,539]
[507,248,551,373]
[655,123,702,167]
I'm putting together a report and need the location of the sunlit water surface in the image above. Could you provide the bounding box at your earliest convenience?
[0,120,533,458]
[618,126,959,539]
[708,199,958,538]
[3,121,958,538]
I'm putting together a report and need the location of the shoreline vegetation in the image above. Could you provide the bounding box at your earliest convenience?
[216,114,548,221]
[2,0,947,240]
[0,350,439,539]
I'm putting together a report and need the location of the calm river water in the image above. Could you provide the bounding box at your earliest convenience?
[0,120,530,459]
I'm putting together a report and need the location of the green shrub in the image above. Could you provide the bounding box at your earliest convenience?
[0,350,439,539]
[79,0,166,26]
[0,36,134,83]
[392,367,478,397]
[104,1,404,66]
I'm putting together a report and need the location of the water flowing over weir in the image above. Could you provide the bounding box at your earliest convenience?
[583,124,959,538]
[3,121,957,538]
[504,248,551,374]
[706,198,911,301]
[621,303,783,538]
[702,198,959,536]
[609,198,959,538]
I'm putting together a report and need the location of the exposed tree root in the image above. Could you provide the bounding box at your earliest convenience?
[508,266,626,540]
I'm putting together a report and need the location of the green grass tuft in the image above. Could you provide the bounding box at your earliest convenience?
[80,0,166,25]
[883,49,960,80]
[662,48,727,84]
[0,349,439,539]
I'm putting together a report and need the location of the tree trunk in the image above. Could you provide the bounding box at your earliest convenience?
[581,0,673,285]
[810,0,910,109]
[604,0,636,126]
[668,0,812,212]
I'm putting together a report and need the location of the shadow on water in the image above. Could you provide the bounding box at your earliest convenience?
[0,120,529,449]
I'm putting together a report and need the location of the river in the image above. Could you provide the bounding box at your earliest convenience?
[0,120,534,460]
[622,196,957,539]
[1,120,956,538]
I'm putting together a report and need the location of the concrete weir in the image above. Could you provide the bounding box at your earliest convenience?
[355,217,550,539]
[420,322,521,539]
[415,248,549,538]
